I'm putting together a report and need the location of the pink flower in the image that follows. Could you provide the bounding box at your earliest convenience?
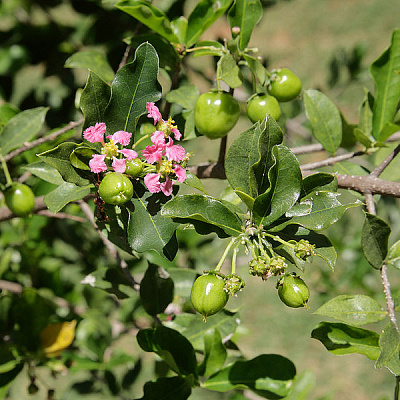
[142,145,163,164]
[119,149,138,160]
[165,137,185,162]
[112,157,126,173]
[107,130,132,146]
[151,130,166,148]
[174,164,187,183]
[89,154,107,173]
[146,102,162,125]
[172,126,182,141]
[160,177,173,196]
[144,173,161,193]
[83,123,106,143]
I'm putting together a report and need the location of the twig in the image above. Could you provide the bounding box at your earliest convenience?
[381,263,399,333]
[291,143,324,155]
[4,118,84,162]
[300,150,365,171]
[364,192,376,215]
[36,210,86,222]
[118,45,131,72]
[370,142,400,178]
[78,200,139,291]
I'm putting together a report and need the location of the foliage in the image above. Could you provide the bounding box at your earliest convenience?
[1,0,400,399]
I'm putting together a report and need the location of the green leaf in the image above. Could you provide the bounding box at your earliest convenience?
[80,71,111,133]
[243,54,268,85]
[362,212,391,269]
[116,1,179,43]
[271,192,361,232]
[23,162,64,185]
[227,0,263,50]
[70,145,97,171]
[128,185,178,260]
[165,310,239,351]
[161,194,243,237]
[0,107,48,156]
[44,182,92,213]
[358,89,374,139]
[166,85,200,112]
[137,325,198,378]
[198,329,227,377]
[376,322,400,375]
[167,268,198,298]
[386,240,400,269]
[139,377,191,400]
[217,53,243,89]
[38,143,90,186]
[171,16,188,44]
[0,363,24,399]
[103,42,161,135]
[370,29,400,140]
[333,161,369,176]
[301,172,337,198]
[303,89,342,154]
[284,370,316,400]
[182,171,206,193]
[139,263,174,316]
[311,322,380,360]
[314,295,387,326]
[225,118,283,208]
[203,354,296,397]
[65,51,115,82]
[185,0,234,48]
[253,144,302,227]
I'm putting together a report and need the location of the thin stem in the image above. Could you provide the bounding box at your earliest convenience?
[381,263,399,333]
[132,133,152,149]
[0,155,12,186]
[263,232,296,249]
[301,150,365,171]
[231,247,239,275]
[218,136,227,165]
[371,142,400,178]
[215,238,237,272]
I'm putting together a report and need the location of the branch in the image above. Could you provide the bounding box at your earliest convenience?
[300,150,365,171]
[370,142,400,178]
[4,118,84,162]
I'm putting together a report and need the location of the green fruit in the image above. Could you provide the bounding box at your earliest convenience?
[98,172,133,205]
[268,68,302,102]
[191,272,229,320]
[4,183,35,217]
[194,91,240,139]
[247,94,281,123]
[278,274,309,308]
[125,158,144,178]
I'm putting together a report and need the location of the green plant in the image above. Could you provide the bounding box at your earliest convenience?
[194,91,240,139]
[277,273,310,308]
[98,172,133,205]
[268,67,302,102]
[4,183,35,216]
[247,93,281,122]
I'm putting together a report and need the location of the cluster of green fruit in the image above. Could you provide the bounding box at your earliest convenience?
[194,68,302,139]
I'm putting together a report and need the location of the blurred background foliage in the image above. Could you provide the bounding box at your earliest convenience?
[1,0,400,399]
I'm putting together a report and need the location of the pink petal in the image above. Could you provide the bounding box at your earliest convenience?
[89,154,107,173]
[146,102,162,125]
[142,145,163,164]
[144,173,161,193]
[172,126,182,141]
[151,130,166,148]
[160,176,173,196]
[165,137,185,162]
[119,149,138,160]
[107,130,132,146]
[83,123,106,143]
[174,164,187,183]
[112,157,127,173]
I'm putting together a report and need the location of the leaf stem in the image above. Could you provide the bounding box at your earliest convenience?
[231,246,239,275]
[132,133,152,150]
[0,155,13,186]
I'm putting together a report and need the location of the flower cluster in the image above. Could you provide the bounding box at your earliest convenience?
[84,102,188,196]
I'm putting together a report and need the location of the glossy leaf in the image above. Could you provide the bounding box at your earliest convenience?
[182,171,206,194]
[386,240,400,269]
[303,89,342,154]
[128,185,178,260]
[284,370,316,400]
[0,107,48,156]
[116,1,179,43]
[165,85,199,112]
[243,54,268,85]
[311,322,380,360]
[225,118,283,208]
[168,268,198,298]
[165,310,239,351]
[139,263,174,316]
[103,42,161,135]
[38,143,90,186]
[217,53,243,88]
[185,0,234,48]
[358,89,374,139]
[314,295,387,326]
[376,322,400,375]
[362,212,391,269]
[198,329,227,377]
[70,145,97,171]
[333,161,369,176]
[271,191,361,232]
[370,29,400,140]
[65,51,114,82]
[137,325,197,377]
[23,162,64,185]
[161,194,243,237]
[138,376,191,400]
[80,71,111,134]
[253,144,302,227]
[228,0,263,50]
[203,354,296,397]
[44,182,92,213]
[301,172,337,198]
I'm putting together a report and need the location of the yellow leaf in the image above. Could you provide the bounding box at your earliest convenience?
[40,320,77,358]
